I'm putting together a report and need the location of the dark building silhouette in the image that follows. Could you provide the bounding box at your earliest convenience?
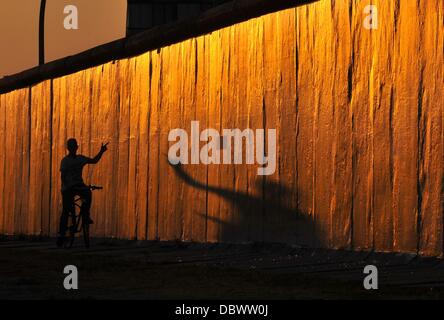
[126,0,231,36]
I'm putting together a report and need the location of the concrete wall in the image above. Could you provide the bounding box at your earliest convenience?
[0,0,442,255]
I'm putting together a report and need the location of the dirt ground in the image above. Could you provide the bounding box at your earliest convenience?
[1,237,444,300]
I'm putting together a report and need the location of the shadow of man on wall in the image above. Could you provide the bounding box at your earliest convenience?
[169,162,315,247]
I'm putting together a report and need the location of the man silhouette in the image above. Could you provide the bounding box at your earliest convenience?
[56,138,108,247]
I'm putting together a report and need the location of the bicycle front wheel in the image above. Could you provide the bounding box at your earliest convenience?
[65,214,78,249]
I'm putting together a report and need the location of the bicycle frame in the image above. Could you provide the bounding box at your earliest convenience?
[64,185,102,249]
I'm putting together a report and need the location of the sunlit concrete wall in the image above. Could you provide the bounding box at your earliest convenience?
[0,0,442,255]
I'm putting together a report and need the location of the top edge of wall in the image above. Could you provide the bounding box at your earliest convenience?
[0,0,318,95]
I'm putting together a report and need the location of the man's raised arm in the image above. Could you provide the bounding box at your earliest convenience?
[87,142,109,164]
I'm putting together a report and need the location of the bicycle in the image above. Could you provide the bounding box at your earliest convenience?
[64,185,103,249]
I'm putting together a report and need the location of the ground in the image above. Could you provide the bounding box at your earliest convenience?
[1,237,444,299]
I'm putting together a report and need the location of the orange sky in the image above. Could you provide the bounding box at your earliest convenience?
[0,0,127,78]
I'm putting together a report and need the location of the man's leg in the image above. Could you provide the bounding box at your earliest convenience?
[57,190,73,245]
[77,187,92,223]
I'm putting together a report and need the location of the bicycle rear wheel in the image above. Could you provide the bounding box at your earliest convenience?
[64,205,81,249]
[65,213,79,249]
[66,229,75,249]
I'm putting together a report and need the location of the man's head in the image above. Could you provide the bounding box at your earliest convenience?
[66,138,78,154]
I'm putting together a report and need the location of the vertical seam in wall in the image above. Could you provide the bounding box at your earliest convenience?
[348,0,354,249]
[389,87,395,249]
[416,14,425,253]
[116,69,122,238]
[145,54,152,240]
[193,39,199,241]
[389,0,398,250]
[180,44,186,241]
[89,72,93,183]
[27,87,32,234]
[2,95,5,234]
[261,96,266,242]
[155,54,163,240]
[370,10,376,250]
[261,18,266,242]
[48,79,53,235]
[370,14,375,250]
[204,39,209,243]
[0,96,2,233]
[178,46,183,241]
[218,73,223,242]
[294,8,299,245]
[367,1,373,249]
[278,18,283,245]
[310,5,316,248]
[128,61,134,239]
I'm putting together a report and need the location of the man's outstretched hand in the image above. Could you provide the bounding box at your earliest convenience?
[89,142,109,164]
[100,142,109,153]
